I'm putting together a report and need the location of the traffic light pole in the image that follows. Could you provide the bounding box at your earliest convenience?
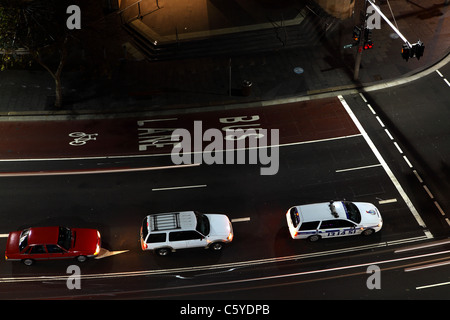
[353,1,368,81]
[366,0,412,48]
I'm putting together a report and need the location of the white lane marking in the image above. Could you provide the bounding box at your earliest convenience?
[434,201,445,216]
[436,70,444,77]
[405,260,450,272]
[444,78,450,87]
[402,156,413,168]
[395,239,450,253]
[151,184,207,191]
[0,163,200,177]
[393,142,403,154]
[231,217,251,223]
[375,116,385,127]
[384,128,394,140]
[423,185,434,199]
[0,235,431,284]
[416,281,450,290]
[0,234,9,238]
[0,134,363,163]
[413,170,423,183]
[378,198,397,205]
[335,164,382,173]
[338,95,428,229]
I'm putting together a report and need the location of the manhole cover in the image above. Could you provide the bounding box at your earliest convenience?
[293,67,304,74]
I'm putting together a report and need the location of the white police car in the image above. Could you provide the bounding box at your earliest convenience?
[286,200,383,241]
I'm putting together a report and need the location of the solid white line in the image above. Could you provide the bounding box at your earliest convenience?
[0,163,200,177]
[416,281,450,290]
[338,95,427,229]
[0,236,434,284]
[0,234,9,238]
[335,164,382,173]
[395,239,450,253]
[405,260,450,272]
[152,184,207,191]
[231,217,251,223]
[0,134,363,163]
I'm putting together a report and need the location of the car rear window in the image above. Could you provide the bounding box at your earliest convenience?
[147,233,166,243]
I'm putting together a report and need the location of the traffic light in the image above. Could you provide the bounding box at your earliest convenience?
[352,26,361,43]
[414,40,425,60]
[402,41,425,61]
[401,44,411,61]
[363,28,373,50]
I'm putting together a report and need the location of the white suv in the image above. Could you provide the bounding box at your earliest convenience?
[140,211,234,256]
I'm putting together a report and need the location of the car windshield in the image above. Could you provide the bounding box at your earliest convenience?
[19,229,30,252]
[58,227,72,250]
[343,201,361,224]
[195,212,210,236]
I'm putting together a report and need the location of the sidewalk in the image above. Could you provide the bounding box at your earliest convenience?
[0,0,449,115]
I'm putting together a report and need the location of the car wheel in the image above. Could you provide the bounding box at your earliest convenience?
[307,235,321,242]
[156,248,171,256]
[76,255,88,263]
[22,259,34,266]
[210,242,224,251]
[362,229,375,236]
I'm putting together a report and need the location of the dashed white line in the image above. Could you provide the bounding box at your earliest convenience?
[393,142,403,154]
[434,201,445,216]
[403,155,413,168]
[423,185,434,199]
[375,116,385,127]
[384,128,394,140]
[378,198,397,205]
[338,95,427,229]
[413,170,423,183]
[444,78,450,87]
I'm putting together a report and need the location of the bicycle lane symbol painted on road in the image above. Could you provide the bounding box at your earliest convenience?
[68,132,99,146]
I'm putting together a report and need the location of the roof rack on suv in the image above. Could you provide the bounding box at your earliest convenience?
[150,213,181,231]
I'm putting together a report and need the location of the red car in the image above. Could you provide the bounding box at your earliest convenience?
[5,226,101,266]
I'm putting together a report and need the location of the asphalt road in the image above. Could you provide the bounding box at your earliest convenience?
[0,64,449,302]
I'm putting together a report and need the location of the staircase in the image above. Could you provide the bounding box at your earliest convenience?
[121,3,338,61]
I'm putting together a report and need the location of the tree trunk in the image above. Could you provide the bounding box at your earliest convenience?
[54,77,63,108]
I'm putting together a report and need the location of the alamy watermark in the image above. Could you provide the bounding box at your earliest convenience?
[66,265,81,290]
[170,121,280,176]
[366,265,381,290]
[366,4,382,30]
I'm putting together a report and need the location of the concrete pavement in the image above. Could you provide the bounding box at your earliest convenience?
[0,0,449,115]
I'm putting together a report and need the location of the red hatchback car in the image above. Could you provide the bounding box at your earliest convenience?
[5,226,101,266]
